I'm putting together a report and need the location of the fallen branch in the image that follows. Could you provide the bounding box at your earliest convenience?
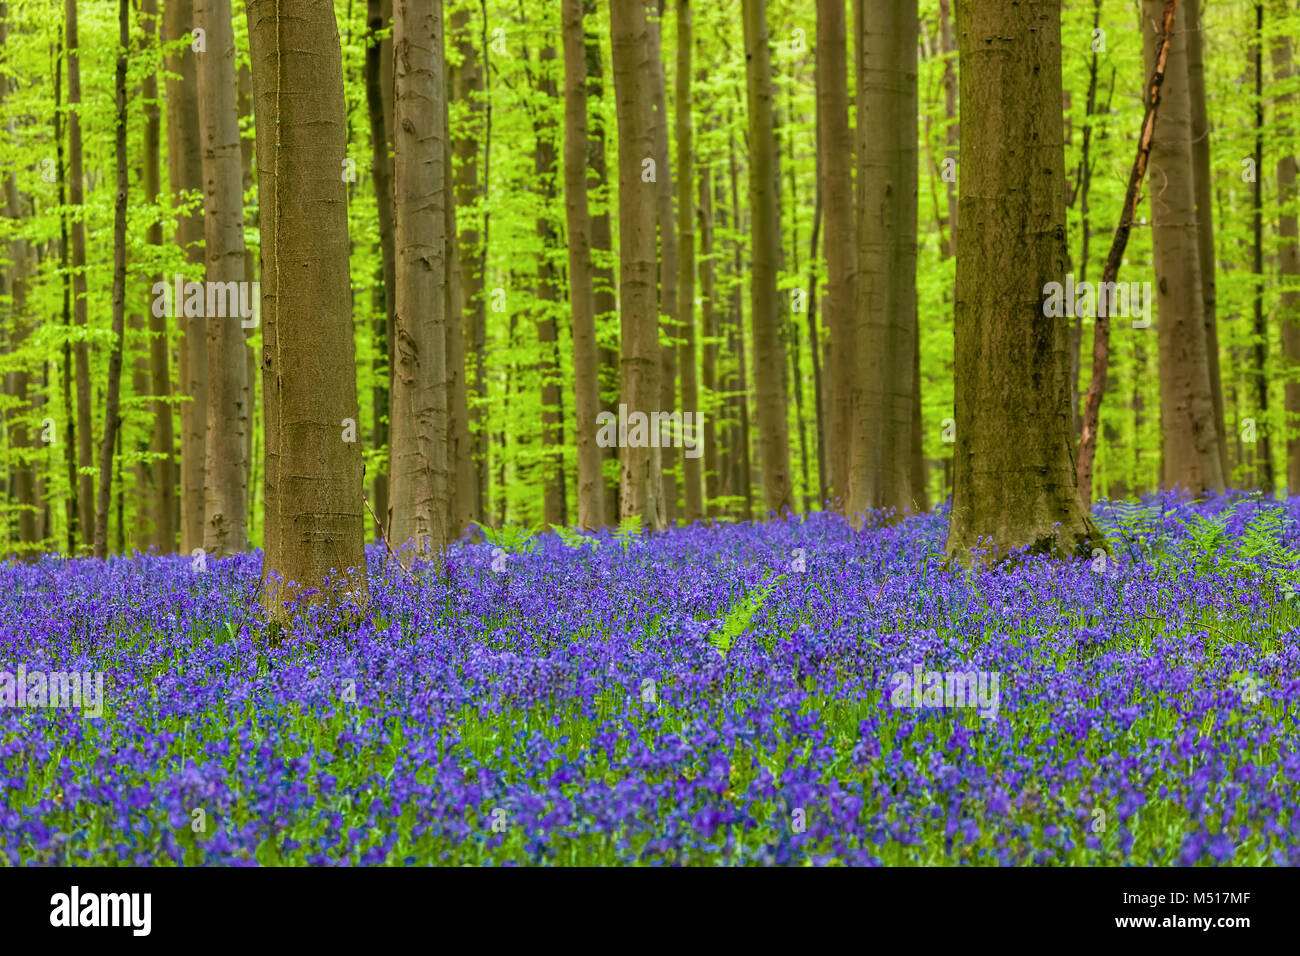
[363,494,414,582]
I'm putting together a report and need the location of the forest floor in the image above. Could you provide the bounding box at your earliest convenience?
[1,492,1297,865]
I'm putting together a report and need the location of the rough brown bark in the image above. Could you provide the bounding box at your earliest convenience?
[562,0,605,529]
[816,0,855,511]
[196,0,249,557]
[1143,0,1224,495]
[611,0,665,529]
[946,0,1099,563]
[388,0,451,554]
[742,0,792,516]
[247,0,368,611]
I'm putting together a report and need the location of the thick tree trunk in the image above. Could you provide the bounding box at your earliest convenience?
[165,0,207,555]
[562,0,605,529]
[816,0,855,512]
[1143,0,1224,495]
[611,0,665,529]
[742,0,792,516]
[93,0,129,559]
[848,0,917,521]
[388,0,451,554]
[946,0,1099,562]
[66,0,94,552]
[1274,0,1300,492]
[365,0,396,538]
[247,0,368,610]
[195,0,249,557]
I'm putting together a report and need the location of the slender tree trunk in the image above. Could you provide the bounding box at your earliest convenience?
[742,0,791,516]
[816,0,855,511]
[807,147,828,509]
[1186,0,1230,481]
[247,0,368,610]
[239,63,257,535]
[1252,2,1273,492]
[195,0,249,557]
[66,0,94,552]
[387,0,450,554]
[946,0,1099,562]
[676,0,702,523]
[93,0,129,559]
[444,63,473,540]
[365,0,395,537]
[939,0,957,261]
[585,0,620,526]
[1143,0,1224,495]
[561,0,605,529]
[165,0,207,555]
[699,153,720,516]
[1274,0,1300,491]
[53,28,77,554]
[647,3,678,521]
[728,127,754,521]
[611,0,665,529]
[451,3,485,526]
[1,3,37,555]
[849,0,917,521]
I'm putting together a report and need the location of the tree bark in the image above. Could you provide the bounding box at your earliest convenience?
[848,0,917,521]
[444,59,473,540]
[195,0,249,557]
[1274,0,1300,492]
[562,0,605,529]
[1251,2,1273,492]
[94,0,129,559]
[1143,0,1224,495]
[946,0,1099,562]
[676,0,702,523]
[247,0,368,611]
[699,152,719,516]
[742,0,792,516]
[611,0,665,529]
[816,0,855,512]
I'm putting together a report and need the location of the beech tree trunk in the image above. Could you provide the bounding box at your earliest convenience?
[742,0,792,516]
[611,0,665,529]
[946,0,1099,562]
[195,0,249,557]
[66,0,94,552]
[247,0,368,610]
[1143,0,1224,495]
[1274,0,1300,491]
[676,0,702,523]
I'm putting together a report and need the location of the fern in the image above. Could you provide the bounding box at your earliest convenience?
[613,514,643,554]
[473,521,538,554]
[553,525,601,552]
[711,574,786,658]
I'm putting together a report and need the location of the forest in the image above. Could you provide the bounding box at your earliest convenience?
[0,0,1297,873]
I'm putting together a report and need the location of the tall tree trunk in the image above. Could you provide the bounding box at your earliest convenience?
[165,0,207,555]
[728,126,754,521]
[66,0,94,552]
[387,0,450,554]
[94,0,129,559]
[239,62,258,536]
[1143,0,1224,495]
[53,26,77,554]
[451,3,485,526]
[677,0,702,523]
[140,0,175,551]
[247,0,368,611]
[365,0,396,538]
[1,3,37,554]
[1186,0,1230,482]
[647,3,678,521]
[585,0,620,526]
[946,0,1099,562]
[1251,2,1273,492]
[444,67,473,540]
[816,0,855,511]
[848,0,917,521]
[611,0,665,529]
[1275,0,1300,491]
[699,152,719,516]
[742,0,791,515]
[196,0,249,557]
[562,0,605,529]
